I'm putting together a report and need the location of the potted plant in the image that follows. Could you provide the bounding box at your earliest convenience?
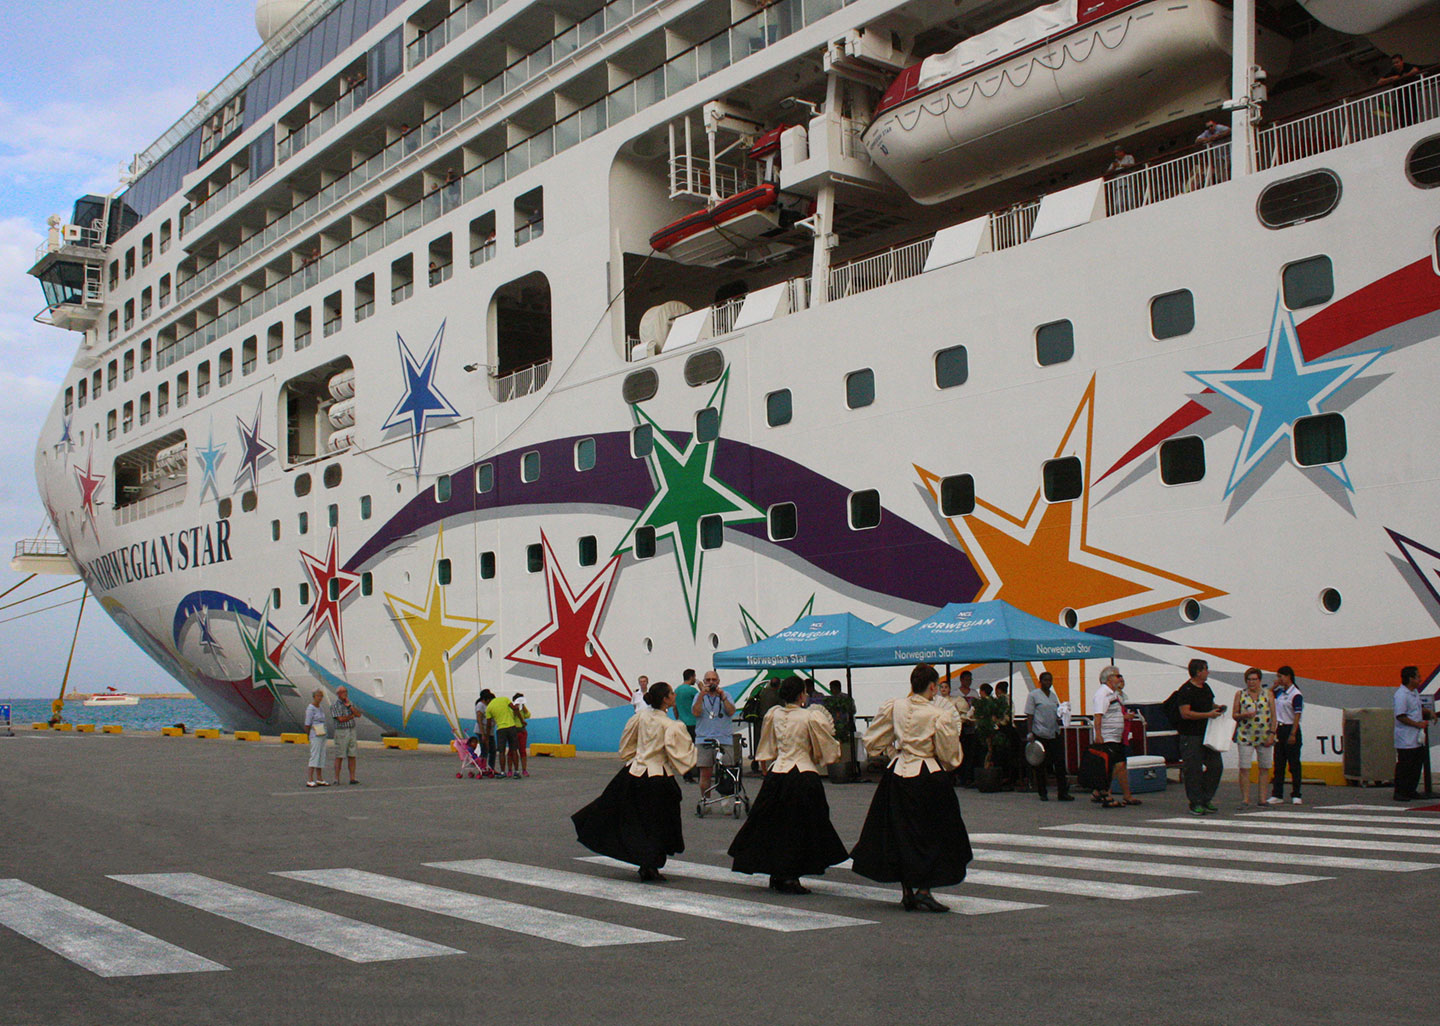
[822,691,859,783]
[971,695,1012,792]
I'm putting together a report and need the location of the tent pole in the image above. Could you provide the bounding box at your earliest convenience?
[846,666,859,781]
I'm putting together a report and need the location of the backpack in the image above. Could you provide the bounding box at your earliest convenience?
[1077,745,1114,792]
[1161,687,1185,731]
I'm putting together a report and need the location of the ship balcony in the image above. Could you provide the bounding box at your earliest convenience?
[29,251,105,332]
[11,538,74,576]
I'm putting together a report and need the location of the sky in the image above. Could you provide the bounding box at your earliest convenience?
[0,2,267,697]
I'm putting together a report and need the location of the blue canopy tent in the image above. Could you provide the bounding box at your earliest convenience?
[849,600,1114,667]
[713,612,894,673]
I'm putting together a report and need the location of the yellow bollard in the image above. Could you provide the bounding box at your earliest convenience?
[529,743,577,758]
[382,737,419,750]
[193,728,220,739]
[279,732,308,744]
[160,726,184,737]
[55,723,74,732]
[234,730,261,741]
[101,725,123,734]
[76,724,96,733]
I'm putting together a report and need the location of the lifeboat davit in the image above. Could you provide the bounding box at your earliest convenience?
[862,0,1290,205]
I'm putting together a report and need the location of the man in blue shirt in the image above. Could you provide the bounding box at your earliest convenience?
[692,668,736,795]
[1394,665,1433,801]
[1025,672,1070,801]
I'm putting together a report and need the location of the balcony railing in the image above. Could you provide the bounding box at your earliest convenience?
[1256,70,1440,171]
[278,81,370,164]
[182,169,252,236]
[1104,143,1231,216]
[990,201,1041,252]
[827,237,933,302]
[494,360,551,401]
[15,538,67,560]
[113,486,186,526]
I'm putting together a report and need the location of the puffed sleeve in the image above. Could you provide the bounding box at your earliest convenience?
[755,707,780,764]
[862,699,897,759]
[618,713,640,764]
[806,706,841,767]
[665,718,697,776]
[933,706,962,770]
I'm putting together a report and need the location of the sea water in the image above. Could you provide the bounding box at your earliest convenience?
[2,698,223,732]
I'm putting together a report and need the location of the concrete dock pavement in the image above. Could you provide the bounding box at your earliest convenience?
[0,730,1434,1025]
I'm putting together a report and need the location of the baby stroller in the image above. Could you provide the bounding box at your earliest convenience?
[451,736,487,779]
[696,735,750,818]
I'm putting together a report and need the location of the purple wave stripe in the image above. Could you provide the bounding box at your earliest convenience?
[1085,620,1177,647]
[345,432,982,605]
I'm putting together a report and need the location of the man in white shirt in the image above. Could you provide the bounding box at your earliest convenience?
[632,675,650,715]
[1268,666,1304,804]
[1394,664,1433,801]
[1091,666,1135,805]
[1026,672,1071,801]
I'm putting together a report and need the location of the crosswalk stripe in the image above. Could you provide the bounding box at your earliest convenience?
[971,832,1436,871]
[1049,823,1440,857]
[278,869,676,947]
[576,856,1049,912]
[0,879,225,977]
[1243,811,1440,828]
[1154,817,1440,841]
[110,873,459,963]
[1314,804,1440,812]
[971,848,1328,886]
[429,859,875,932]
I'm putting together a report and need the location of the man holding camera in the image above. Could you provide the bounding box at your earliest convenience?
[693,669,737,795]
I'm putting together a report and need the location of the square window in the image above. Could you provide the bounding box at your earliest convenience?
[766,389,792,427]
[1043,456,1083,502]
[436,475,451,502]
[328,504,338,528]
[438,558,452,585]
[634,525,657,559]
[328,579,339,600]
[475,462,494,493]
[521,451,541,483]
[361,572,373,596]
[299,582,310,605]
[845,369,875,410]
[695,407,719,442]
[699,514,723,549]
[1159,436,1206,485]
[1036,320,1074,366]
[242,490,258,512]
[1283,255,1334,310]
[767,502,797,541]
[480,551,496,579]
[527,543,544,573]
[1294,412,1347,466]
[848,489,881,530]
[935,346,969,389]
[271,520,281,541]
[298,511,309,535]
[272,587,282,609]
[578,535,598,566]
[939,474,975,516]
[575,437,596,472]
[360,494,372,520]
[1150,290,1195,340]
[631,424,654,458]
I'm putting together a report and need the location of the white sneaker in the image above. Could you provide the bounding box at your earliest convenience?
[1291,797,1303,805]
[1265,796,1283,805]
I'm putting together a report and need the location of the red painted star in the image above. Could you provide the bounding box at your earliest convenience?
[299,527,362,665]
[506,532,629,743]
[74,451,106,523]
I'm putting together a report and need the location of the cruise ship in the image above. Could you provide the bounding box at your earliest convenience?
[26,0,1440,772]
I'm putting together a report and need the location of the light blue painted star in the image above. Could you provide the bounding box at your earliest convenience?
[383,323,459,481]
[1188,298,1385,496]
[196,420,226,507]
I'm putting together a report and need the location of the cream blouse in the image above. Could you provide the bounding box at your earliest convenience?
[756,703,841,773]
[618,707,697,777]
[864,693,963,777]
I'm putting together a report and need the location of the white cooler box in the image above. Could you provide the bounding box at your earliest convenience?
[1127,754,1167,794]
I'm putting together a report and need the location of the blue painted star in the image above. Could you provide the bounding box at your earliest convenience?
[57,415,73,453]
[196,604,224,661]
[1188,298,1384,496]
[233,399,275,491]
[196,420,226,507]
[383,323,458,480]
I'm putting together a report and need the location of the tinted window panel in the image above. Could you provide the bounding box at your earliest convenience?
[1159,436,1205,485]
[935,346,969,389]
[1294,412,1346,466]
[1150,290,1195,340]
[1283,256,1334,310]
[1036,320,1074,366]
[1042,456,1083,501]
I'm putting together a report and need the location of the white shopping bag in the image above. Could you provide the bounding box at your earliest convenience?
[311,723,326,738]
[1203,707,1231,752]
[1057,701,1071,728]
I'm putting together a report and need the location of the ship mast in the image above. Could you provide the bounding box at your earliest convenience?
[1229,0,1260,177]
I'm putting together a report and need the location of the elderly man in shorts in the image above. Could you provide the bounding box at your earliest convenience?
[330,685,362,785]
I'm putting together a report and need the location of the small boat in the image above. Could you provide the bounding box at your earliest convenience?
[648,183,787,264]
[863,0,1289,204]
[83,688,140,707]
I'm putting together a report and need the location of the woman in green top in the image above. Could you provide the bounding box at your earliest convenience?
[1232,667,1275,805]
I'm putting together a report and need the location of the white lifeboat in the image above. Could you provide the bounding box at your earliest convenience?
[862,0,1290,205]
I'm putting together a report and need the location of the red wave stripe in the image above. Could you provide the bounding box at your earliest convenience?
[1198,635,1440,690]
[1099,257,1440,482]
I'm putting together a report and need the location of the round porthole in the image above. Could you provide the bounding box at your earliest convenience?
[1180,599,1201,623]
[1320,588,1342,613]
[709,633,720,649]
[1060,608,1078,629]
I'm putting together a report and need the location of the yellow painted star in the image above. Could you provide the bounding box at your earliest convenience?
[385,526,492,735]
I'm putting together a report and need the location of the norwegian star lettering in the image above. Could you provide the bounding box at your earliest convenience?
[80,521,233,592]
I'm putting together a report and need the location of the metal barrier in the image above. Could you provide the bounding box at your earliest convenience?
[1256,71,1440,171]
[1104,144,1231,215]
[494,360,552,402]
[827,237,932,301]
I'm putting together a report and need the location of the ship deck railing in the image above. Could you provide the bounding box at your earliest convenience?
[493,360,552,402]
[157,0,859,368]
[1103,143,1231,215]
[1256,68,1440,171]
[113,486,186,526]
[13,538,67,560]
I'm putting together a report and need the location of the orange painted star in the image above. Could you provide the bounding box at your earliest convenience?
[916,377,1223,706]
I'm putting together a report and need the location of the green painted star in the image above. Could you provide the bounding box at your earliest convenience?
[736,595,816,699]
[237,599,293,701]
[616,370,764,635]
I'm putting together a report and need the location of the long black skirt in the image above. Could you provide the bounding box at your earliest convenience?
[572,767,684,870]
[849,765,973,889]
[728,768,848,878]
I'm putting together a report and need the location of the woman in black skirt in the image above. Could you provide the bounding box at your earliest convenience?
[572,680,697,882]
[850,663,972,912]
[728,675,848,894]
